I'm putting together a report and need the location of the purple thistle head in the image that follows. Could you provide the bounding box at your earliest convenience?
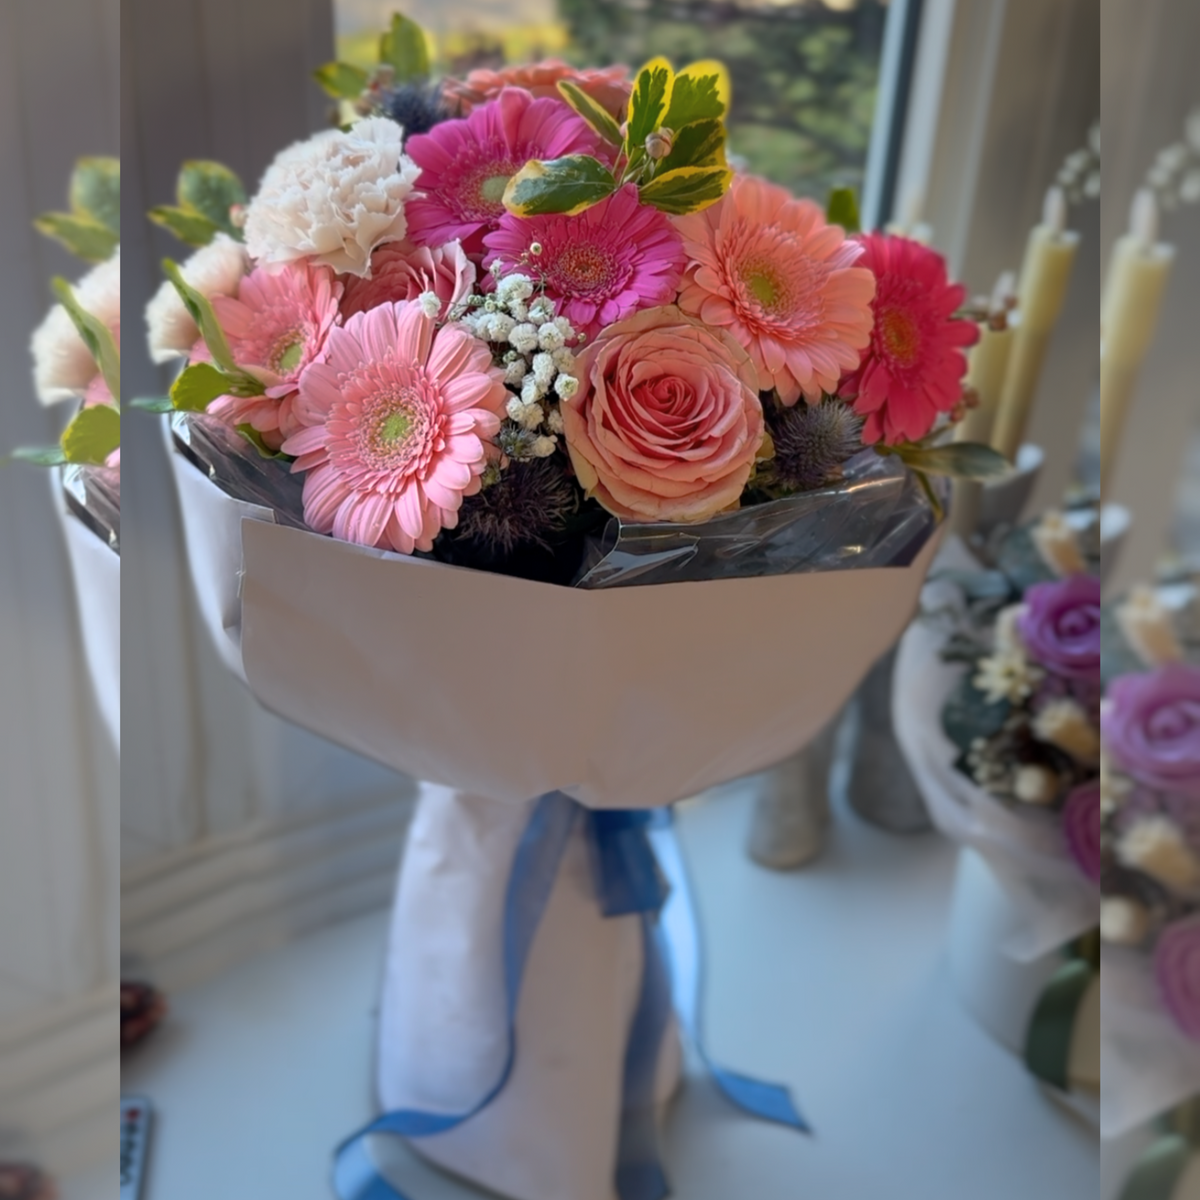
[767,399,864,493]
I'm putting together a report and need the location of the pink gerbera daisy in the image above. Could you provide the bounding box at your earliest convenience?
[839,234,979,445]
[340,238,477,321]
[282,301,508,554]
[404,88,607,257]
[206,261,342,449]
[482,185,685,340]
[674,174,877,406]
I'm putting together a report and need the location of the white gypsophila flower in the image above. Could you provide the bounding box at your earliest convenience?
[1100,896,1150,946]
[418,290,443,319]
[145,234,248,364]
[32,247,121,404]
[504,360,527,386]
[532,352,556,388]
[507,400,544,430]
[521,373,546,405]
[495,273,534,304]
[1031,510,1086,577]
[508,300,528,323]
[528,295,556,323]
[552,315,574,338]
[552,347,576,374]
[537,322,566,352]
[1118,816,1200,895]
[546,407,565,434]
[1117,585,1184,667]
[531,435,557,458]
[554,374,579,401]
[505,395,528,422]
[509,323,539,355]
[244,117,420,276]
[488,314,517,343]
[1032,699,1101,766]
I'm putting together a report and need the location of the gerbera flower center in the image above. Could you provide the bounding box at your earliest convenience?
[480,174,512,204]
[270,330,306,375]
[548,241,622,297]
[878,306,922,367]
[447,142,524,222]
[352,385,434,472]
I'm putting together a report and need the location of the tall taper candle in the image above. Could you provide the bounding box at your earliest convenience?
[1099,190,1175,495]
[991,188,1080,462]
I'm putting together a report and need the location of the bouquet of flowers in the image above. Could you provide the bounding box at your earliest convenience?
[18,157,121,748]
[145,17,1001,1200]
[1100,583,1200,1140]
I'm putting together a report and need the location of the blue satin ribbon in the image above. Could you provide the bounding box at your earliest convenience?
[333,793,806,1200]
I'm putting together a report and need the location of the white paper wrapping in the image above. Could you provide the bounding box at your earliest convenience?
[54,477,120,750]
[165,428,940,1200]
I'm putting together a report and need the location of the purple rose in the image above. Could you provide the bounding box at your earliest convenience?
[1018,574,1101,681]
[1062,781,1101,884]
[1103,665,1200,800]
[1155,915,1200,1042]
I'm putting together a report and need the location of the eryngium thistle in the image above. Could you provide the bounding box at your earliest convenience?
[768,399,863,492]
[456,457,579,554]
[375,85,451,140]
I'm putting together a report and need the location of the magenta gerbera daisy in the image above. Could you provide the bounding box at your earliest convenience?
[674,173,877,406]
[404,88,607,257]
[482,185,685,340]
[282,301,508,554]
[206,261,342,449]
[839,234,979,445]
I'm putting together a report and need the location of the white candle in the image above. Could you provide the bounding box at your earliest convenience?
[991,187,1080,461]
[885,187,931,243]
[1099,189,1175,495]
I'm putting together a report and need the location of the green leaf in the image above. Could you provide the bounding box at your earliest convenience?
[503,155,618,217]
[170,362,236,413]
[9,444,68,467]
[556,80,623,146]
[826,186,861,234]
[1023,959,1094,1092]
[70,157,121,235]
[129,396,175,414]
[1118,1135,1192,1200]
[626,57,674,151]
[659,118,726,172]
[313,60,370,100]
[638,164,733,214]
[61,404,120,465]
[895,441,1010,480]
[148,205,221,247]
[662,60,730,131]
[176,161,247,238]
[50,277,121,405]
[941,672,1009,753]
[32,213,119,262]
[236,424,290,459]
[379,13,430,82]
[162,259,241,376]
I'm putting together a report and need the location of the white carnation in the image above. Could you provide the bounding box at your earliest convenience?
[31,247,121,405]
[145,234,248,364]
[243,117,421,276]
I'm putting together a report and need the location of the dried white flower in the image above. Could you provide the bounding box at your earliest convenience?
[554,374,580,401]
[994,604,1027,656]
[509,323,540,355]
[1031,510,1086,577]
[1100,896,1150,946]
[1118,816,1200,895]
[531,435,557,457]
[1031,699,1101,766]
[1116,585,1184,667]
[1013,764,1059,806]
[243,117,420,276]
[973,651,1041,705]
[145,234,247,365]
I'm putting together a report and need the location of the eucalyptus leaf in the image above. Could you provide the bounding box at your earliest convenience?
[32,213,119,262]
[9,445,68,467]
[897,441,1010,480]
[659,119,726,172]
[638,164,733,214]
[503,155,617,216]
[149,204,221,247]
[177,161,247,238]
[129,396,175,414]
[171,362,236,413]
[941,670,1009,753]
[50,277,121,404]
[313,61,370,100]
[162,259,241,376]
[662,60,730,131]
[826,186,861,233]
[626,57,673,151]
[556,80,623,145]
[379,13,430,82]
[62,405,120,465]
[70,157,121,234]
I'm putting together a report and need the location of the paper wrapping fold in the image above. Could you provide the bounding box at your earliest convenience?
[54,478,120,750]
[165,427,940,1200]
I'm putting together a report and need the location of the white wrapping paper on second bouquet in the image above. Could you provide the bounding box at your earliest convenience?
[165,417,941,1200]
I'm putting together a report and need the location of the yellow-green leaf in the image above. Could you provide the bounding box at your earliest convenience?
[313,61,369,100]
[10,445,68,467]
[50,277,121,405]
[149,204,221,247]
[503,155,617,217]
[32,213,119,262]
[663,60,730,132]
[895,441,1010,480]
[379,13,430,82]
[177,161,247,238]
[626,57,674,151]
[659,118,726,172]
[638,165,733,215]
[826,186,861,233]
[170,362,235,413]
[70,157,121,235]
[61,405,120,465]
[162,259,241,377]
[556,80,623,145]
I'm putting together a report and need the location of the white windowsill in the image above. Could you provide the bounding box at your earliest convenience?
[122,787,1095,1200]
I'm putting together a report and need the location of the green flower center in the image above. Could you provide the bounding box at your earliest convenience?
[380,409,414,446]
[270,332,306,375]
[480,173,512,204]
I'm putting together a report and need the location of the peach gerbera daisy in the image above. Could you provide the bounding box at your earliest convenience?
[282,301,508,554]
[674,174,877,406]
[443,60,632,122]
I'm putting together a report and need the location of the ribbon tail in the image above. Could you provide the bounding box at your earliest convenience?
[648,815,811,1135]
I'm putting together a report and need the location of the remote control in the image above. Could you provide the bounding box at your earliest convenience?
[120,1096,152,1200]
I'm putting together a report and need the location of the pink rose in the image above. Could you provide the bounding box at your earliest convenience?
[340,238,477,321]
[562,306,765,523]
